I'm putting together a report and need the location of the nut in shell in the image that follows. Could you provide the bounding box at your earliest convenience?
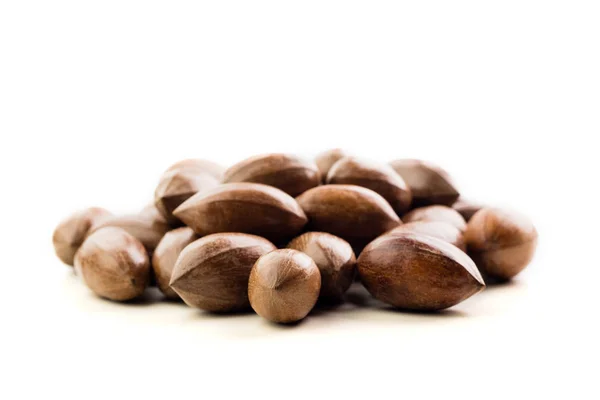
[53,207,112,266]
[386,221,466,251]
[169,233,276,312]
[390,159,459,207]
[223,153,321,197]
[358,232,484,311]
[152,227,197,299]
[88,214,170,254]
[75,227,150,301]
[403,205,466,232]
[248,249,321,323]
[314,148,349,182]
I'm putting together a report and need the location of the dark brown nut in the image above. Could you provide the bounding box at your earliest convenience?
[170,233,276,312]
[390,159,459,207]
[248,249,321,323]
[287,232,356,300]
[173,183,307,243]
[52,207,112,266]
[89,214,170,254]
[223,153,321,197]
[75,227,150,301]
[386,221,466,251]
[403,205,466,232]
[164,158,225,180]
[154,169,219,225]
[465,208,538,281]
[152,227,197,299]
[357,232,484,311]
[326,157,412,214]
[315,148,349,182]
[452,199,483,222]
[296,185,401,248]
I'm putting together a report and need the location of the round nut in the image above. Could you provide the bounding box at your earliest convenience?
[403,205,466,232]
[249,249,321,323]
[223,153,321,197]
[173,183,307,243]
[152,227,197,299]
[52,207,112,266]
[75,227,150,301]
[386,221,466,251]
[170,233,276,312]
[296,184,401,248]
[327,156,412,214]
[287,232,356,300]
[390,159,459,207]
[465,208,538,281]
[358,232,484,311]
[315,148,349,182]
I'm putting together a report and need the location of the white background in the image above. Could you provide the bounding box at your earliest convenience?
[1,1,599,399]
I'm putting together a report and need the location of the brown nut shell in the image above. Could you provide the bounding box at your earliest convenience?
[327,157,412,214]
[223,153,320,197]
[89,214,170,254]
[296,185,401,248]
[287,232,356,300]
[170,233,276,312]
[75,227,150,301]
[248,249,321,323]
[152,227,197,299]
[315,148,349,182]
[358,232,484,311]
[173,183,307,243]
[452,199,484,222]
[164,158,225,180]
[403,205,466,232]
[465,208,538,281]
[387,221,466,251]
[53,207,112,266]
[154,169,219,225]
[390,159,459,207]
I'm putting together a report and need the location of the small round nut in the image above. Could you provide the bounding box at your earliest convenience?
[52,207,112,266]
[249,249,321,323]
[75,227,150,301]
[465,208,538,281]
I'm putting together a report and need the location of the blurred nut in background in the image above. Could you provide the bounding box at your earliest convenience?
[403,205,466,232]
[465,208,538,281]
[164,158,225,180]
[314,148,349,182]
[52,207,112,266]
[75,227,150,301]
[452,199,483,222]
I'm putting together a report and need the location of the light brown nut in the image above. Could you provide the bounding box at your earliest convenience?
[465,208,538,281]
[452,199,484,222]
[89,214,170,254]
[314,148,349,182]
[287,232,356,300]
[173,183,307,243]
[152,227,197,299]
[223,153,320,197]
[249,249,321,323]
[358,232,484,311]
[75,227,150,301]
[327,157,412,214]
[164,158,225,180]
[52,207,112,266]
[170,233,276,312]
[154,169,219,225]
[386,221,466,251]
[390,159,459,207]
[295,184,401,248]
[403,205,466,232]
